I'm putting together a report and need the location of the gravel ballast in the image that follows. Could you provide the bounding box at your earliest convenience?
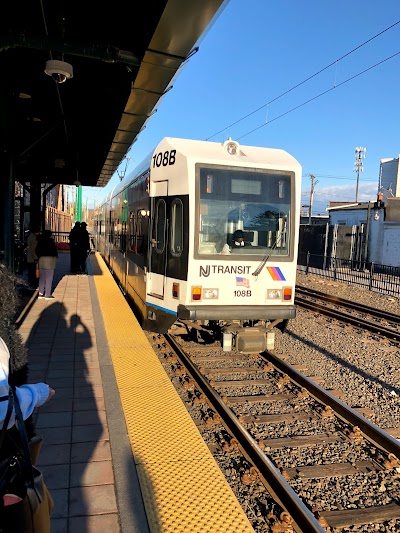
[274,272,400,430]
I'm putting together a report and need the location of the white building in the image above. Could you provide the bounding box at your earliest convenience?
[379,157,400,201]
[327,198,400,267]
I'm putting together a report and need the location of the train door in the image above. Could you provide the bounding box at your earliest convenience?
[120,220,127,289]
[148,181,168,298]
[107,210,113,264]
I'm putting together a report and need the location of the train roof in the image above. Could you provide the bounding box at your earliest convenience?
[158,137,302,169]
[103,137,301,203]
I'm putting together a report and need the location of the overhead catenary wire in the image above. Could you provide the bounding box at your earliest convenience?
[205,19,400,141]
[237,50,400,140]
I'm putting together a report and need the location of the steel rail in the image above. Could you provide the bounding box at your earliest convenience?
[296,285,400,324]
[262,351,400,459]
[165,333,325,533]
[295,296,400,341]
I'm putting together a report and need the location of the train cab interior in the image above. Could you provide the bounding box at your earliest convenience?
[198,209,289,257]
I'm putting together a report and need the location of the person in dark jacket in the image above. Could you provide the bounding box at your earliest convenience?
[68,221,81,273]
[231,230,248,247]
[77,222,90,274]
[35,230,58,299]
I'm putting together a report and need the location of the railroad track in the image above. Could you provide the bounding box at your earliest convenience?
[295,285,400,342]
[149,330,400,532]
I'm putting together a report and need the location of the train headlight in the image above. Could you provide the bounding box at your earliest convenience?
[267,289,282,300]
[223,138,239,155]
[191,287,202,301]
[203,288,219,300]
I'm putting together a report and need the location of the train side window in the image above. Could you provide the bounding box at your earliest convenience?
[129,211,136,252]
[120,221,127,253]
[136,209,148,255]
[109,212,114,243]
[170,199,183,257]
[155,200,166,253]
[114,218,119,246]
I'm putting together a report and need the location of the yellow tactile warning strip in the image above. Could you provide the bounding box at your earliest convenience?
[90,253,254,532]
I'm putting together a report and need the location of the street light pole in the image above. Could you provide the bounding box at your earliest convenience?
[354,147,366,203]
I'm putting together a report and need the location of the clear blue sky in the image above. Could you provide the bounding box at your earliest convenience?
[83,0,400,215]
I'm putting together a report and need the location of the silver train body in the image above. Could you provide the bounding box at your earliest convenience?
[94,137,302,353]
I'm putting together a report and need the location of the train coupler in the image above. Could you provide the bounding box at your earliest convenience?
[222,325,275,353]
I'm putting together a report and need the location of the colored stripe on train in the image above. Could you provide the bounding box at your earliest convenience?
[266,266,286,281]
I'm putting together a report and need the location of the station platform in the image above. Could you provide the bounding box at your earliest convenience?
[16,251,254,532]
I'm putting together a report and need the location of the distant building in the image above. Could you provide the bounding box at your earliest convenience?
[300,214,329,225]
[300,154,400,267]
[379,157,400,201]
[327,202,369,226]
[328,201,359,209]
[326,197,400,267]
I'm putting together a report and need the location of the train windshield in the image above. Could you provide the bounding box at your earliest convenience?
[197,167,292,257]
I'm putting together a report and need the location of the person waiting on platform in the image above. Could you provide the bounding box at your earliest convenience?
[68,221,81,273]
[76,222,90,274]
[26,224,40,289]
[231,229,250,248]
[35,230,58,299]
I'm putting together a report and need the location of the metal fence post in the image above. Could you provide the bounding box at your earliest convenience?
[306,251,310,275]
[369,262,374,291]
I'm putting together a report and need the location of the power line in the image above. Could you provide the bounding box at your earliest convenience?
[303,173,361,179]
[302,175,377,182]
[237,50,400,140]
[206,20,400,141]
[301,192,375,202]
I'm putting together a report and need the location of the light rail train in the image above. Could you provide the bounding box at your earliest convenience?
[94,137,302,353]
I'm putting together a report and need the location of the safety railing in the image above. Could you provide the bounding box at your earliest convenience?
[51,231,94,251]
[51,231,71,251]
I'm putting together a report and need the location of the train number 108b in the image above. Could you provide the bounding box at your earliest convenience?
[234,290,251,297]
[152,150,176,168]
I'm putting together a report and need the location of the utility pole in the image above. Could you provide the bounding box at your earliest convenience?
[354,147,366,203]
[308,174,318,224]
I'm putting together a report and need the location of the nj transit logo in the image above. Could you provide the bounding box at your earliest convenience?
[200,265,251,278]
[200,265,210,277]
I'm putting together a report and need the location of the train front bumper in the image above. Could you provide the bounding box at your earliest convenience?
[177,304,296,321]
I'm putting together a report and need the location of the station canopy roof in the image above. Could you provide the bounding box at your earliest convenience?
[1,0,227,188]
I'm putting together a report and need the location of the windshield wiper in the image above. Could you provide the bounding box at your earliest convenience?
[252,234,281,278]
